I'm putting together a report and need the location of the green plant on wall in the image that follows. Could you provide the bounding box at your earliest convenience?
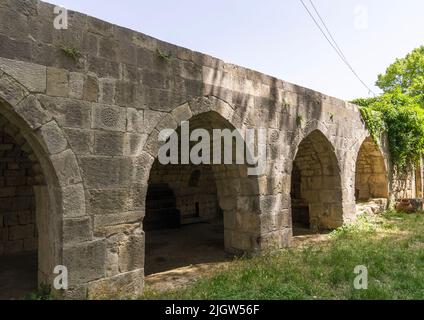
[156,48,172,61]
[282,98,291,109]
[61,46,81,62]
[296,115,304,127]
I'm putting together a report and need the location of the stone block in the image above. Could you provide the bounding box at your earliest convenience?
[18,210,34,225]
[117,230,145,273]
[79,156,132,188]
[38,121,68,154]
[47,67,69,97]
[0,187,16,197]
[98,78,116,104]
[94,211,143,230]
[0,34,31,63]
[15,95,52,130]
[9,224,34,241]
[143,110,167,135]
[0,57,46,93]
[87,189,133,215]
[50,149,83,187]
[92,104,126,132]
[94,131,124,156]
[87,268,144,300]
[83,75,98,102]
[124,133,147,156]
[63,239,106,286]
[64,128,92,155]
[69,72,84,99]
[3,212,18,226]
[171,103,192,124]
[38,96,92,129]
[63,183,86,218]
[126,108,144,133]
[115,81,137,107]
[63,217,93,244]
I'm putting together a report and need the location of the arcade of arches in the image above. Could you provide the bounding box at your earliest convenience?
[0,0,423,299]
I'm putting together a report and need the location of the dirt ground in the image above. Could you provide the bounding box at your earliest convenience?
[0,251,37,300]
[145,224,330,293]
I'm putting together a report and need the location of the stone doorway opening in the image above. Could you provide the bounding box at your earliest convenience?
[0,118,40,300]
[0,103,62,300]
[355,137,389,213]
[144,111,260,276]
[144,162,227,276]
[290,130,343,236]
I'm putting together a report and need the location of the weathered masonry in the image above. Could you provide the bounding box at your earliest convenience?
[0,0,422,299]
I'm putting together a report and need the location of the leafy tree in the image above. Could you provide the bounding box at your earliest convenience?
[376,46,424,101]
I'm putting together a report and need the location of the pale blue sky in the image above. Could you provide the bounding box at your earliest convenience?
[51,0,424,101]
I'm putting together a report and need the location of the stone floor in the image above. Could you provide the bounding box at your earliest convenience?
[145,221,230,276]
[0,251,37,300]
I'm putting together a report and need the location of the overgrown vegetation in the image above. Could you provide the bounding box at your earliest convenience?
[143,211,424,300]
[352,46,424,170]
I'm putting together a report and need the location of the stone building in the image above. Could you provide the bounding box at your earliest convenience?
[0,0,422,299]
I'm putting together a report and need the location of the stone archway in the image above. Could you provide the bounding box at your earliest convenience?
[138,98,263,276]
[355,137,389,201]
[290,130,343,234]
[0,70,85,299]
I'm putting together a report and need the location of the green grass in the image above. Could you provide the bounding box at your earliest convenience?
[25,284,53,300]
[143,211,424,300]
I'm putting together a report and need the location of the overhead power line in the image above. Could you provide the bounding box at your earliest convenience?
[299,0,376,96]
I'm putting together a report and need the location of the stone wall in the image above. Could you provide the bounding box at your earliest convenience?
[149,163,219,222]
[0,129,37,255]
[0,0,420,299]
[392,168,421,199]
[0,112,45,256]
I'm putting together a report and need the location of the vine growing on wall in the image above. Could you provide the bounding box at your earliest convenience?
[352,46,424,171]
[353,90,424,171]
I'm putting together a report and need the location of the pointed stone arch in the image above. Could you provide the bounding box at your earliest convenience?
[133,96,265,277]
[355,136,389,201]
[0,69,85,298]
[290,129,343,233]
